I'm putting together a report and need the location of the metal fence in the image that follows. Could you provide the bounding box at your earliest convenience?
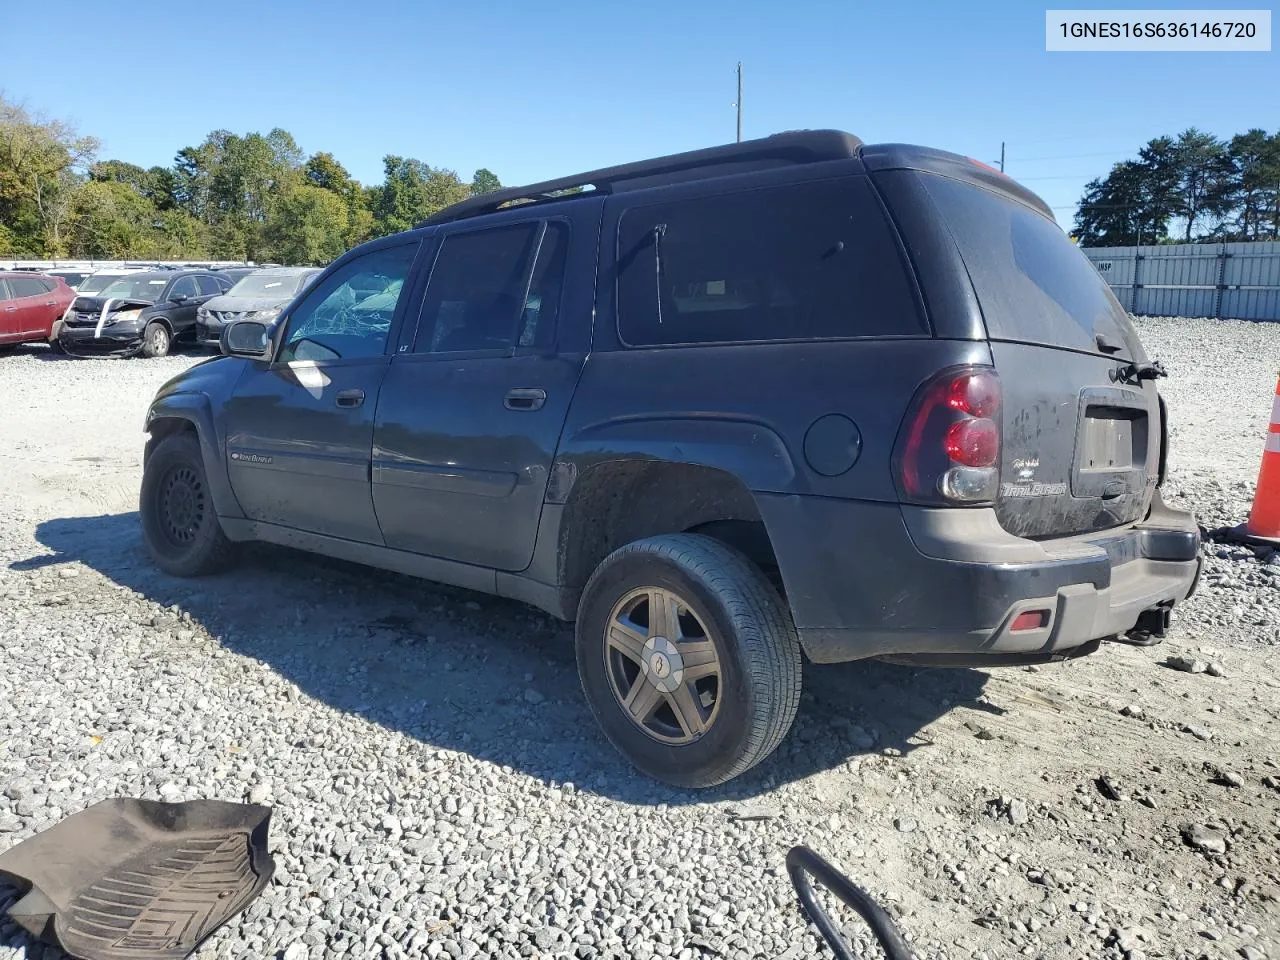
[0,259,254,271]
[1081,241,1280,321]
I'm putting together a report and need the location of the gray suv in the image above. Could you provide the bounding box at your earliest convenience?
[138,131,1200,787]
[195,267,321,348]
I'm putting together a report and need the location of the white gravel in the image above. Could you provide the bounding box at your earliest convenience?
[0,321,1278,960]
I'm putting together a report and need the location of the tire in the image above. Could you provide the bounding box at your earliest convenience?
[140,321,171,358]
[575,533,802,788]
[0,344,17,355]
[139,432,236,577]
[47,337,65,355]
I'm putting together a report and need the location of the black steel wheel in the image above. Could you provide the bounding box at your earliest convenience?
[140,433,235,576]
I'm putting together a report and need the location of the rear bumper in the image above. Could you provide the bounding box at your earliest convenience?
[58,324,143,356]
[757,489,1200,664]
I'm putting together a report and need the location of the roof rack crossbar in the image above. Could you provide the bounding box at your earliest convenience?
[417,129,862,228]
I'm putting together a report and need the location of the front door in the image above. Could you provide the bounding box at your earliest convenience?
[224,241,421,544]
[0,280,17,341]
[372,219,581,570]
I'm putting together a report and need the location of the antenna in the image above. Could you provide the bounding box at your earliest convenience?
[736,62,743,143]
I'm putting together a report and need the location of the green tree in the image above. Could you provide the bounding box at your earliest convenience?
[1074,161,1149,246]
[305,151,355,194]
[1171,128,1233,241]
[66,179,156,258]
[261,184,348,265]
[1226,129,1280,240]
[374,156,470,234]
[470,167,502,196]
[0,95,98,255]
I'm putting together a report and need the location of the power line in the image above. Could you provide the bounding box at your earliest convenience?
[1015,174,1108,181]
[1008,150,1136,163]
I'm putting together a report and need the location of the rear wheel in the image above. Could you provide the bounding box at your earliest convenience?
[576,534,802,788]
[140,433,235,576]
[140,322,171,358]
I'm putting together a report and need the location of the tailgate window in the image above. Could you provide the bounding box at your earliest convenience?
[919,173,1143,359]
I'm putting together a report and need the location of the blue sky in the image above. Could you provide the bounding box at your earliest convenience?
[3,0,1275,225]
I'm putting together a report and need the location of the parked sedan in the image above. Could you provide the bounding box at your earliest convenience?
[58,270,232,357]
[195,267,321,348]
[0,272,76,352]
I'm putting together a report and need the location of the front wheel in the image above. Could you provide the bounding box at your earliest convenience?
[575,534,802,788]
[140,321,171,358]
[140,433,236,576]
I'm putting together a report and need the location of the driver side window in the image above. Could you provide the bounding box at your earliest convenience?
[278,244,418,363]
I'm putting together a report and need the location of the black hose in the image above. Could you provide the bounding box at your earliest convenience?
[786,846,916,960]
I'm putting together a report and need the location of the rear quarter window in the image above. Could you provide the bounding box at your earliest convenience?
[616,176,925,347]
[918,173,1142,357]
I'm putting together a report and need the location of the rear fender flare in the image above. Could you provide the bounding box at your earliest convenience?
[554,416,799,495]
[145,392,243,519]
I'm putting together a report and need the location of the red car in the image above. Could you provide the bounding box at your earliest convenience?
[0,271,77,352]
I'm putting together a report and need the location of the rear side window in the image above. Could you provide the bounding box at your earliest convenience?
[196,275,222,296]
[9,277,48,298]
[919,173,1141,357]
[616,177,924,347]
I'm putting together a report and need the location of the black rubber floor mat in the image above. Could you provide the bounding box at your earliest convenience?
[0,799,274,960]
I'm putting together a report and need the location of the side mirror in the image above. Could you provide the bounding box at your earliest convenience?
[221,320,272,360]
[170,294,189,304]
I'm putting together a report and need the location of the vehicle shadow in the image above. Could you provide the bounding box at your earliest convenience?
[15,512,996,807]
[0,888,69,959]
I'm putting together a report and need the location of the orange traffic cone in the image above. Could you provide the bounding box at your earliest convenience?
[1246,374,1280,542]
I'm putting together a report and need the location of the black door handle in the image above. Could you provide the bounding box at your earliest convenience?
[335,388,365,408]
[504,388,546,411]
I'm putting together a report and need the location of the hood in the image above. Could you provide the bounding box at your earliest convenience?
[202,295,293,312]
[72,295,154,311]
[148,354,243,420]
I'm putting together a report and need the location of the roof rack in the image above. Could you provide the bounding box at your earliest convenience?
[418,129,863,227]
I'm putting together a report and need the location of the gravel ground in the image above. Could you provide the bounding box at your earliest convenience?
[0,318,1278,960]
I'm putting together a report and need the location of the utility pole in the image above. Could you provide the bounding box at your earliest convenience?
[999,141,1005,173]
[736,62,743,143]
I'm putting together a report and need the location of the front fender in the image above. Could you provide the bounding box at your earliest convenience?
[556,415,799,494]
[145,379,243,520]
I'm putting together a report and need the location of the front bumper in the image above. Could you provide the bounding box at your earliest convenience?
[58,323,144,356]
[757,489,1201,665]
[195,320,225,348]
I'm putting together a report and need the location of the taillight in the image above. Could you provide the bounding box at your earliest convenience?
[894,366,1002,504]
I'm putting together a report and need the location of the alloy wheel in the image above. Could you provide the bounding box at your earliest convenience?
[604,586,723,745]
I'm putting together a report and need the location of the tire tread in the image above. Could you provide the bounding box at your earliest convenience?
[578,533,802,787]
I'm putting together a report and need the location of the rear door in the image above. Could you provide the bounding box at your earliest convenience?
[371,212,590,571]
[7,276,55,338]
[886,170,1158,538]
[163,275,202,337]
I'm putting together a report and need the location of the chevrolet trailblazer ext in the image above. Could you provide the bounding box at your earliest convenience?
[138,131,1201,787]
